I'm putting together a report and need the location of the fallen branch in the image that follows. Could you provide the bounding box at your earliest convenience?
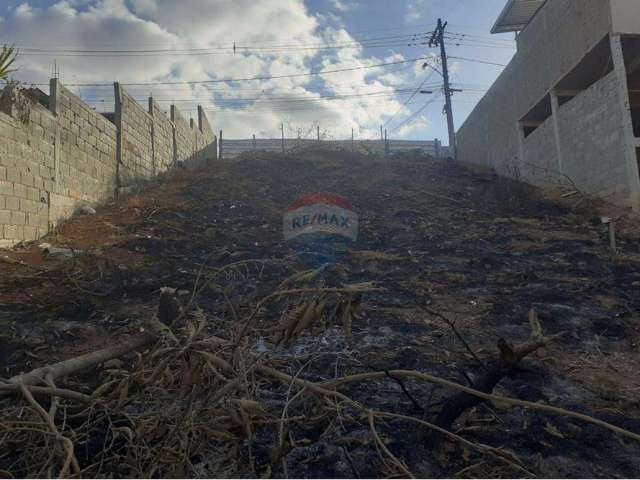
[18,383,80,478]
[433,335,561,431]
[419,306,486,369]
[0,384,92,403]
[6,333,157,388]
[315,367,640,443]
[376,412,534,478]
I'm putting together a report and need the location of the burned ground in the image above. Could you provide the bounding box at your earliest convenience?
[1,150,639,478]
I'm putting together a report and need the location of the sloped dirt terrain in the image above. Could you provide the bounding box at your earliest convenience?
[1,149,640,478]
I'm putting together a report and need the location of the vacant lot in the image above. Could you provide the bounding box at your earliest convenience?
[1,150,639,478]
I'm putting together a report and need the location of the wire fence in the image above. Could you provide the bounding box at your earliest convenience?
[218,137,451,159]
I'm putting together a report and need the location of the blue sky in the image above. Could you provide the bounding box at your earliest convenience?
[1,0,516,142]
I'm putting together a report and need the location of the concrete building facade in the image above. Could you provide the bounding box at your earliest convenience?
[456,0,640,210]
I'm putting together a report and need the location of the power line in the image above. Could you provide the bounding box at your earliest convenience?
[448,56,507,67]
[78,87,434,105]
[14,32,433,56]
[24,56,430,87]
[388,92,442,134]
[383,70,438,128]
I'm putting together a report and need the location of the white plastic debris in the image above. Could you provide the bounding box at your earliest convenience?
[39,243,78,257]
[80,205,97,215]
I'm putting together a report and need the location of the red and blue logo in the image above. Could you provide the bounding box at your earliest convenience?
[283,192,358,265]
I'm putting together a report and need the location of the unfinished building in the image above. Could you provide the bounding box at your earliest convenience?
[456,0,640,210]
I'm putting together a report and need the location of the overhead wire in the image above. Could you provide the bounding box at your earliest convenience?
[24,56,432,87]
[388,91,443,134]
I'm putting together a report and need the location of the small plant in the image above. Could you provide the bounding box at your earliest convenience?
[0,44,17,81]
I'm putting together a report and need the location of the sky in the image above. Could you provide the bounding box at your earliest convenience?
[0,0,517,142]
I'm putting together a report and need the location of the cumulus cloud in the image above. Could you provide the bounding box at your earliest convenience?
[405,0,425,23]
[2,0,431,139]
[329,0,358,13]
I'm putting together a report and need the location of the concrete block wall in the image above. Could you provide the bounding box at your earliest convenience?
[0,80,216,248]
[149,99,174,174]
[195,106,214,167]
[171,105,195,164]
[555,71,630,202]
[457,0,640,209]
[52,80,119,224]
[0,93,52,247]
[116,85,155,186]
[521,113,559,186]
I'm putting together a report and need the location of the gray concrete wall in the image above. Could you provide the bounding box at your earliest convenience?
[521,113,558,186]
[0,81,216,248]
[457,0,640,208]
[149,99,175,174]
[116,86,155,186]
[171,105,194,165]
[611,0,640,34]
[0,99,53,246]
[556,71,630,203]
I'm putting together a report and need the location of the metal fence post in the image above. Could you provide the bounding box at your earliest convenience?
[384,128,389,157]
[281,123,285,155]
[219,130,223,160]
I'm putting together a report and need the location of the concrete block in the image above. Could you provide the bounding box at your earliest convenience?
[0,180,13,196]
[27,187,40,202]
[21,172,35,187]
[13,183,26,198]
[3,224,22,240]
[11,210,25,225]
[0,209,10,224]
[20,198,38,214]
[23,225,38,240]
[5,196,19,211]
[6,167,19,183]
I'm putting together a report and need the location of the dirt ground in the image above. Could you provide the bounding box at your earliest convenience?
[1,149,640,478]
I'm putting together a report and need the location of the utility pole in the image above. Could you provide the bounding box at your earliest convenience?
[429,18,457,159]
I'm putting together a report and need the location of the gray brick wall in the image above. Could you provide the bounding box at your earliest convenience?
[117,88,155,186]
[149,99,174,173]
[0,80,216,248]
[171,105,195,165]
[456,0,639,209]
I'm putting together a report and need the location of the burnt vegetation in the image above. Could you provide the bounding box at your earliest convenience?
[1,149,639,478]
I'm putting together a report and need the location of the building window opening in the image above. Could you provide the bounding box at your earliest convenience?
[622,36,640,138]
[520,94,552,138]
[554,35,614,108]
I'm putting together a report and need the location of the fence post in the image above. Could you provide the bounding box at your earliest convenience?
[384,128,389,157]
[218,130,223,160]
[253,134,256,150]
[435,138,440,158]
[317,125,320,143]
[281,123,285,155]
[351,128,354,150]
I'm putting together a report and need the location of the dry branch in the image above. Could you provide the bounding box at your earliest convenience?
[6,333,157,388]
